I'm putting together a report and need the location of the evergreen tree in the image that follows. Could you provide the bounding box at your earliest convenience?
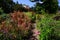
[0,0,15,13]
[30,0,58,14]
[35,2,43,14]
[42,0,58,13]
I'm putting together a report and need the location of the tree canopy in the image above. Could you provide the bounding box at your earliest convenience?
[0,0,15,13]
[30,0,58,14]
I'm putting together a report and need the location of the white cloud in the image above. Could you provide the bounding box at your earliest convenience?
[39,1,43,4]
[58,4,60,6]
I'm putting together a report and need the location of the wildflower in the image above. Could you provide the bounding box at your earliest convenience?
[0,25,2,30]
[1,27,8,34]
[17,18,24,25]
[1,21,6,27]
[17,18,22,27]
[2,21,5,24]
[21,22,25,27]
[8,24,12,30]
[32,29,40,36]
[11,13,17,21]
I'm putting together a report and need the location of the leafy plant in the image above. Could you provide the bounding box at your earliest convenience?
[36,14,60,40]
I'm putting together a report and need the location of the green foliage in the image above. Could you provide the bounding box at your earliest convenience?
[30,0,58,14]
[0,8,4,14]
[35,3,42,14]
[25,12,36,23]
[34,2,45,14]
[0,0,30,13]
[0,0,15,13]
[43,0,58,13]
[13,4,28,12]
[13,3,22,11]
[36,14,60,40]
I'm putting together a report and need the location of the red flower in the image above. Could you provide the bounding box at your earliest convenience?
[11,13,17,21]
[21,22,26,27]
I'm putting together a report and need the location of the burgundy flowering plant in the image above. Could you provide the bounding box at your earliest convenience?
[0,11,40,40]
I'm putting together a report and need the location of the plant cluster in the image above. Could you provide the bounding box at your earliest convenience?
[0,11,40,40]
[36,14,60,40]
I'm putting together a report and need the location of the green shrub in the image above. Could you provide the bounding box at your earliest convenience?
[36,14,60,40]
[0,8,4,14]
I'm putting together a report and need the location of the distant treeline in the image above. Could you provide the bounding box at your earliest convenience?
[0,0,59,14]
[0,0,32,13]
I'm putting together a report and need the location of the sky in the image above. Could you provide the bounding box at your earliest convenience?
[58,0,60,6]
[13,0,35,7]
[13,0,60,7]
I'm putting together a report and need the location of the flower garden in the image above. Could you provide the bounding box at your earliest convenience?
[0,11,40,40]
[0,0,60,40]
[0,10,60,40]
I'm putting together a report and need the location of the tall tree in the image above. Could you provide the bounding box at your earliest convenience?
[35,2,43,14]
[30,0,58,14]
[42,0,58,13]
[0,0,15,13]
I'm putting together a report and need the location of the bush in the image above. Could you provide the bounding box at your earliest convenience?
[36,14,60,40]
[0,8,4,15]
[0,12,32,40]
